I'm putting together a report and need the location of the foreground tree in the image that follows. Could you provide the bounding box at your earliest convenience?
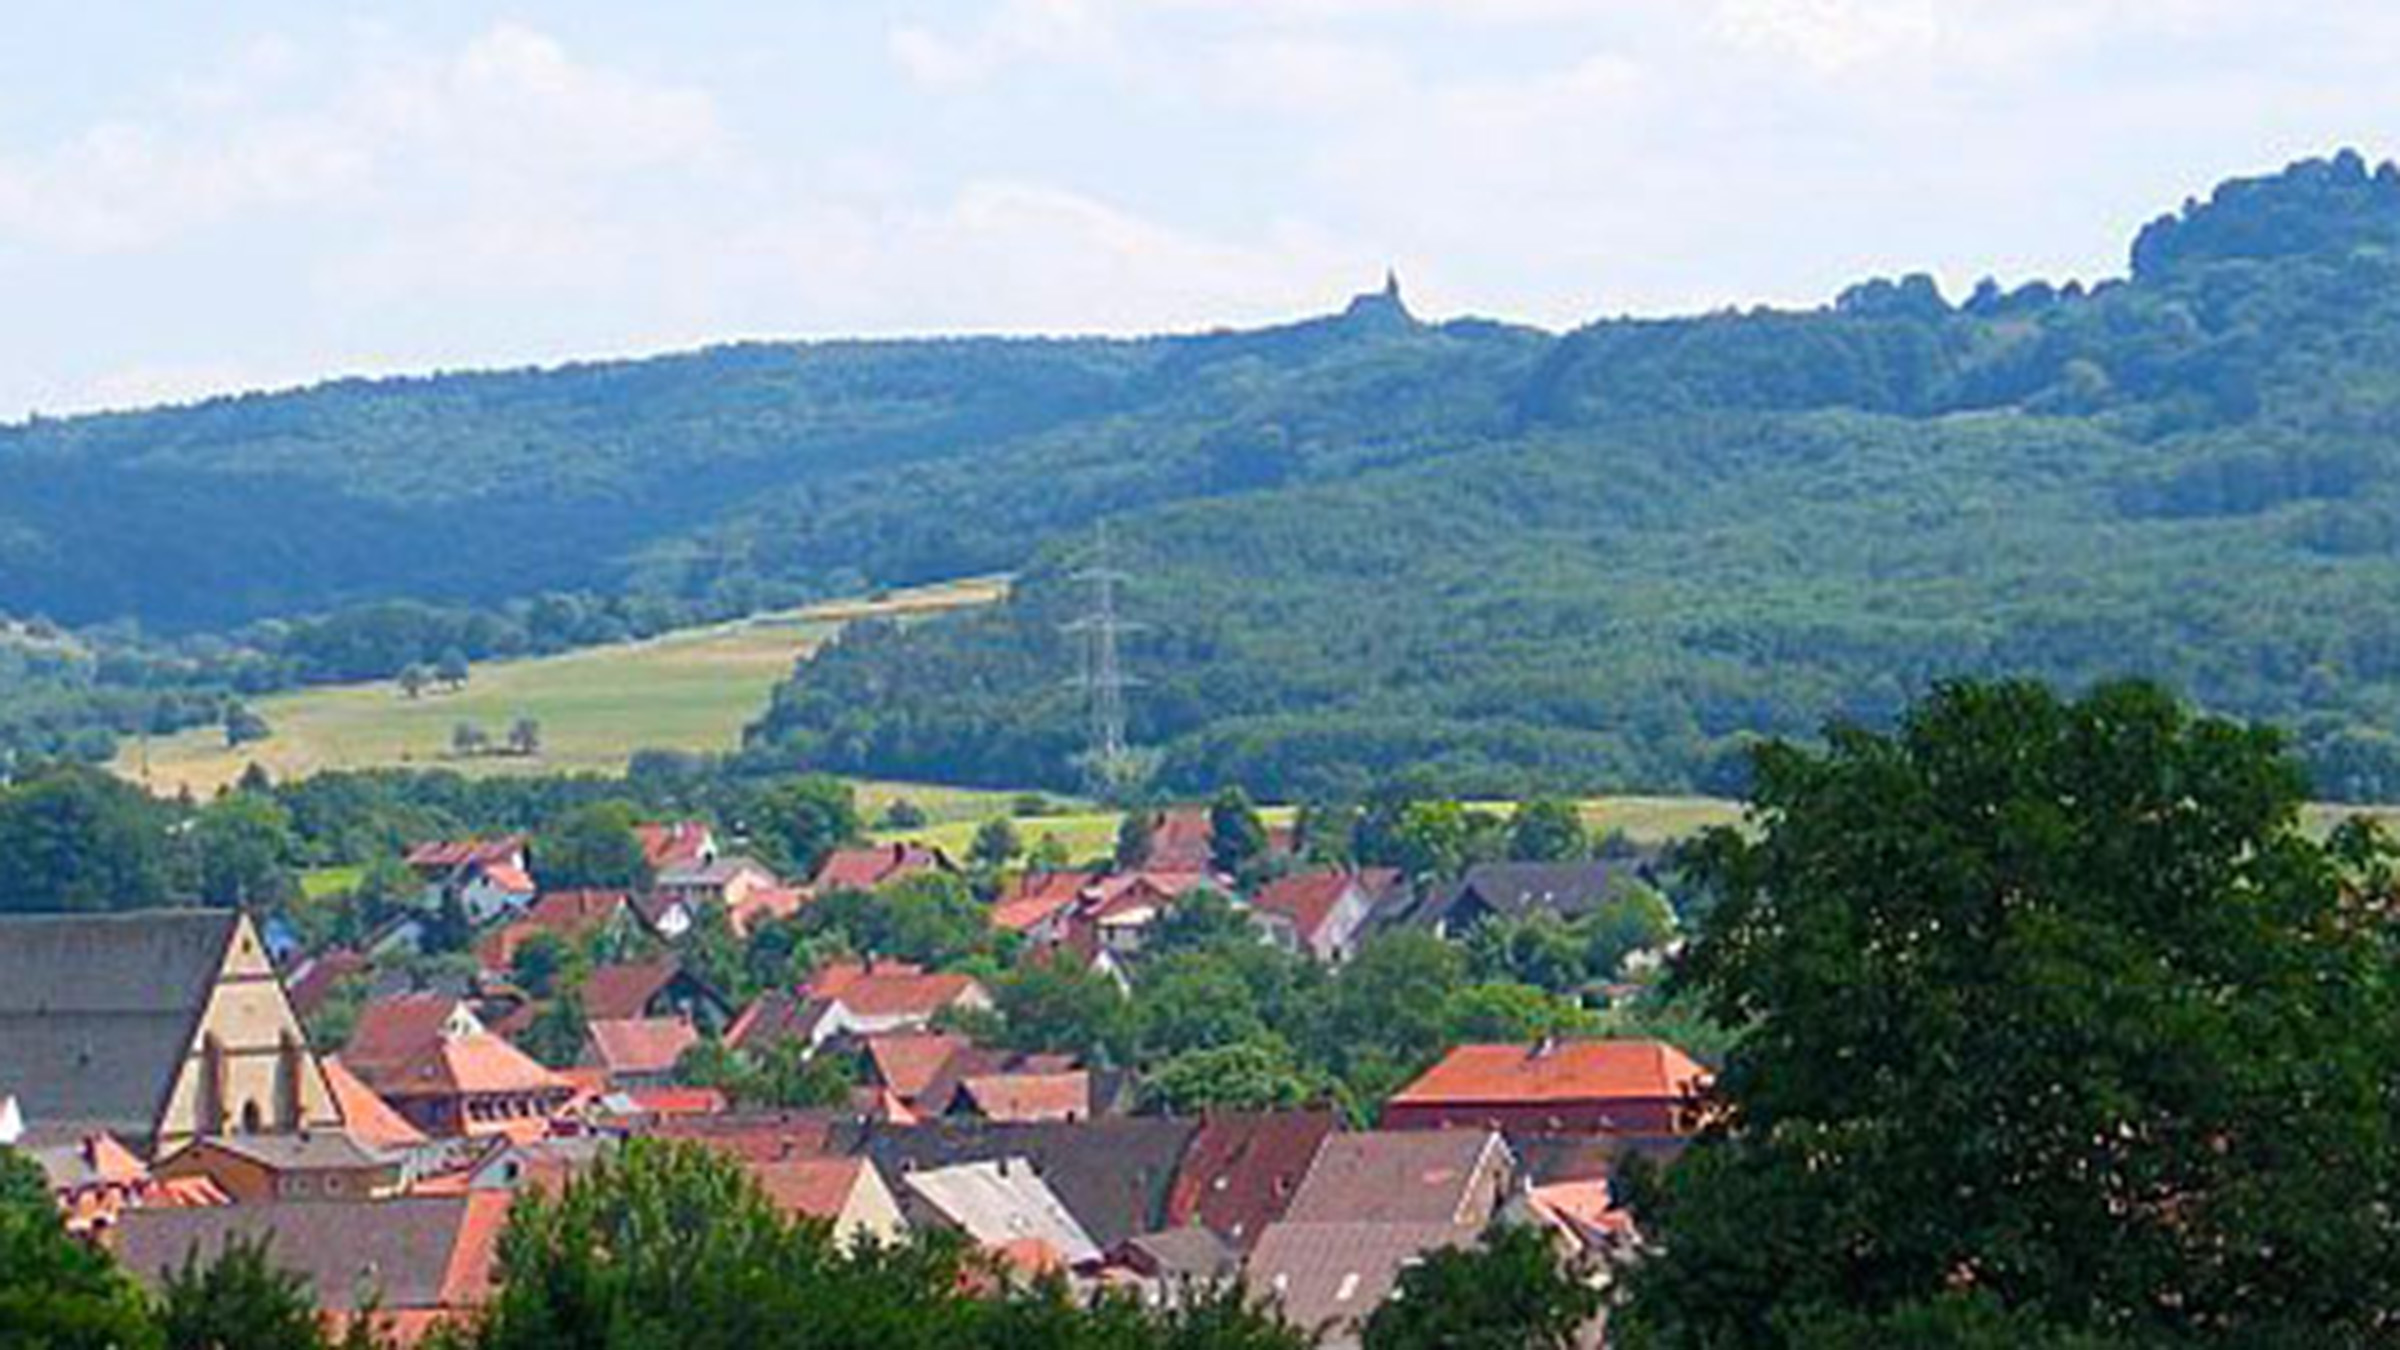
[0,1147,161,1349]
[1362,1223,1601,1350]
[159,1235,322,1350]
[1618,679,2400,1346]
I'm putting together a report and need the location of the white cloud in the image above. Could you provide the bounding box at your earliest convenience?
[888,0,1123,88]
[1711,0,1939,74]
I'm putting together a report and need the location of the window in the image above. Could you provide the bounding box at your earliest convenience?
[240,1101,263,1133]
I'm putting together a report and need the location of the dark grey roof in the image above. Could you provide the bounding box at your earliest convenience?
[0,911,239,1144]
[857,1117,1200,1249]
[171,1130,388,1172]
[114,1197,486,1311]
[1412,862,1647,927]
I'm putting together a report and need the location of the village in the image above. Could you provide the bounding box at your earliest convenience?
[0,800,1704,1348]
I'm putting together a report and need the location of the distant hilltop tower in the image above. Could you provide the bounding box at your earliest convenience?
[1343,267,1415,329]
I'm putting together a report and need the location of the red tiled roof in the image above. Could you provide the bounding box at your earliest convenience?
[1248,871,1361,942]
[811,842,948,893]
[806,961,984,1020]
[386,1034,569,1100]
[725,990,831,1054]
[405,837,526,871]
[285,949,368,1021]
[477,890,629,971]
[1147,808,1215,871]
[324,1055,429,1150]
[957,1071,1091,1123]
[478,862,536,895]
[728,886,807,937]
[648,1111,850,1162]
[620,1086,727,1117]
[746,1157,868,1222]
[635,821,715,870]
[989,871,1096,933]
[347,996,478,1080]
[579,960,681,1021]
[865,1033,969,1101]
[1389,1040,1711,1108]
[585,1016,699,1080]
[1164,1110,1338,1251]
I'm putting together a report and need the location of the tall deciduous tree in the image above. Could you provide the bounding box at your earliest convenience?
[1208,787,1270,877]
[1363,1223,1601,1350]
[1506,797,1588,862]
[535,801,653,892]
[1620,679,2400,1346]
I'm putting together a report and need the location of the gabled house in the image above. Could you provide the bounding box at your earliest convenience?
[1247,869,1393,964]
[404,837,529,884]
[343,995,489,1087]
[579,959,734,1032]
[1382,1038,1711,1136]
[1400,861,1654,938]
[476,890,633,975]
[802,959,991,1038]
[1066,871,1217,959]
[407,837,536,926]
[951,1071,1098,1124]
[654,855,783,914]
[1244,1129,1515,1348]
[901,1157,1101,1267]
[1142,807,1219,873]
[116,1194,511,1347]
[1164,1110,1338,1253]
[636,821,719,873]
[582,1016,699,1090]
[810,841,956,894]
[368,1033,574,1140]
[747,1156,908,1249]
[152,1131,404,1204]
[0,911,344,1156]
[857,1117,1200,1251]
[989,870,1098,942]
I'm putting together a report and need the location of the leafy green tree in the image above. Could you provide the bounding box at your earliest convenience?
[1027,832,1072,872]
[0,763,176,914]
[1620,679,2400,1346]
[509,931,585,1000]
[222,703,271,749]
[993,955,1134,1062]
[1580,886,1675,979]
[1208,788,1270,877]
[1506,797,1587,862]
[969,817,1022,871]
[803,872,988,969]
[1138,953,1271,1059]
[0,1146,163,1350]
[436,649,470,690]
[1462,912,1588,994]
[1146,887,1258,958]
[520,990,589,1070]
[878,798,928,830]
[1145,1039,1322,1114]
[450,723,487,758]
[1437,981,1595,1044]
[158,1235,324,1350]
[1362,1223,1600,1350]
[190,791,299,909]
[505,718,541,757]
[534,801,653,892]
[1115,810,1155,869]
[753,775,863,882]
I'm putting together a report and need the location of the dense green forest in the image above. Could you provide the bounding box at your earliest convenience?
[14,152,2400,797]
[752,152,2400,800]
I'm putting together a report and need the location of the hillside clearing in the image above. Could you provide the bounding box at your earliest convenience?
[114,578,1006,797]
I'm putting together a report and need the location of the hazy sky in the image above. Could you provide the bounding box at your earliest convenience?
[3,1,2395,419]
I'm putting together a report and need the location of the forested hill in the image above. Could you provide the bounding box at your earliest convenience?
[749,151,2400,801]
[0,279,1540,632]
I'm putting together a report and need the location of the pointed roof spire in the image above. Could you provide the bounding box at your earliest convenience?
[1383,267,1402,302]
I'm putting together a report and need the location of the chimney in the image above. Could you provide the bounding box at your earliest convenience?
[1529,1034,1558,1060]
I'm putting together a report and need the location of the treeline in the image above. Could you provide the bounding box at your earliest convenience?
[751,152,2400,802]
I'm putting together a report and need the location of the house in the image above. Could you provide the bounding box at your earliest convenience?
[1399,861,1655,938]
[1163,1110,1338,1252]
[463,1135,610,1195]
[115,1194,510,1348]
[1107,1226,1240,1306]
[343,995,489,1087]
[636,820,719,873]
[989,870,1097,942]
[860,1033,973,1109]
[856,1117,1200,1251]
[583,1016,700,1090]
[18,1130,156,1235]
[901,1157,1101,1267]
[952,1071,1097,1124]
[450,858,539,927]
[653,855,783,914]
[747,1156,908,1249]
[802,959,992,1037]
[810,841,955,893]
[1065,871,1216,959]
[1243,1130,1514,1348]
[405,836,529,882]
[152,1131,404,1204]
[284,948,370,1022]
[727,885,808,938]
[646,1109,857,1164]
[1143,807,1219,873]
[0,911,344,1155]
[406,837,536,926]
[579,959,734,1031]
[1247,869,1392,964]
[476,890,633,974]
[319,1057,429,1152]
[344,1006,573,1141]
[1382,1039,1711,1136]
[1246,1220,1481,1346]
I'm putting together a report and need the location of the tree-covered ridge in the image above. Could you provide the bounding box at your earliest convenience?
[751,152,2400,800]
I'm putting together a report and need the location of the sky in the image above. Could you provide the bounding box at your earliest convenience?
[2,1,2396,420]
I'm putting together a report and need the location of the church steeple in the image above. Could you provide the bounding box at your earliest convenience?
[1341,268,1415,330]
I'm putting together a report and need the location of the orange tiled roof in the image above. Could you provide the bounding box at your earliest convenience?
[747,1157,867,1222]
[864,1033,969,1101]
[585,1016,699,1080]
[729,886,807,937]
[1247,871,1360,941]
[389,1034,569,1100]
[324,1055,429,1150]
[1390,1040,1710,1107]
[807,961,981,1019]
[989,871,1096,933]
[958,1071,1091,1123]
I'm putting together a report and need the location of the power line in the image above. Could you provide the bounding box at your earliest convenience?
[1062,522,1145,796]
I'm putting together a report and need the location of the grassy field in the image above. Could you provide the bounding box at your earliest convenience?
[114,578,1006,797]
